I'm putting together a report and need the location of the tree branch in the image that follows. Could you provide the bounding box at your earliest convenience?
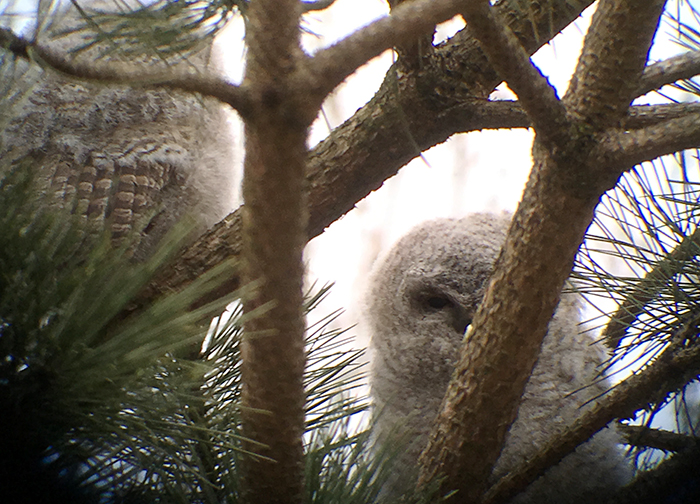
[596,111,700,169]
[459,0,570,152]
[301,0,337,13]
[602,226,700,349]
[625,102,700,128]
[128,0,595,318]
[304,0,466,98]
[483,316,700,504]
[238,0,308,502]
[0,26,251,115]
[418,2,668,502]
[565,0,667,127]
[638,50,700,97]
[619,424,700,452]
[606,444,700,504]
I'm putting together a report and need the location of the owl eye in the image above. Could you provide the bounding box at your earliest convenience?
[426,296,452,310]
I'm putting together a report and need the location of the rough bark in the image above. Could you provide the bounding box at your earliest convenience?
[237,1,309,503]
[417,0,668,502]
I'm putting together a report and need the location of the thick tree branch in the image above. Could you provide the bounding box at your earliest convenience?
[129,0,595,316]
[638,50,700,97]
[483,317,700,504]
[238,0,308,503]
[460,0,570,153]
[0,26,251,115]
[418,2,668,502]
[596,112,700,169]
[565,0,667,126]
[302,0,465,97]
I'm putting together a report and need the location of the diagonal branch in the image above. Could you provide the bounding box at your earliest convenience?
[303,0,466,98]
[0,26,251,115]
[418,2,669,502]
[601,226,700,349]
[483,318,700,504]
[114,0,597,326]
[459,0,570,152]
[619,424,700,452]
[638,50,700,97]
[565,0,668,126]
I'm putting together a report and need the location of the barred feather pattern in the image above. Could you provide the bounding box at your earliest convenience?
[1,4,235,259]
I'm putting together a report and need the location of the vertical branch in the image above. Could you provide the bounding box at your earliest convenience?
[238,1,310,503]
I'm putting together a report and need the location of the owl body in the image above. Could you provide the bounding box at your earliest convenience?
[1,2,235,258]
[366,214,631,503]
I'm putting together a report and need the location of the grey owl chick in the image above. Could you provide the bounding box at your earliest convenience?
[0,1,235,259]
[366,214,632,503]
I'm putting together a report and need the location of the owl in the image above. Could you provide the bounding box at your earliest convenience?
[366,214,631,503]
[1,0,236,259]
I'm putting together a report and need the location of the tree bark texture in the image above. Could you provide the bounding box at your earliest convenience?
[418,0,668,501]
[238,1,309,503]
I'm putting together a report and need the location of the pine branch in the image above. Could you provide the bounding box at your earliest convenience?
[301,0,337,13]
[238,1,308,502]
[459,0,571,153]
[606,443,700,504]
[602,227,700,350]
[128,0,596,319]
[418,2,668,502]
[483,315,700,504]
[625,102,700,128]
[596,111,700,169]
[638,50,700,97]
[0,26,251,114]
[305,0,466,98]
[564,0,667,127]
[619,424,700,452]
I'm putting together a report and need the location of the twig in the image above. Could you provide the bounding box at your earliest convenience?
[0,27,251,115]
[601,227,700,350]
[619,424,700,452]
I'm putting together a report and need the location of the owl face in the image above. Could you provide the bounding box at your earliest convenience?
[367,214,509,391]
